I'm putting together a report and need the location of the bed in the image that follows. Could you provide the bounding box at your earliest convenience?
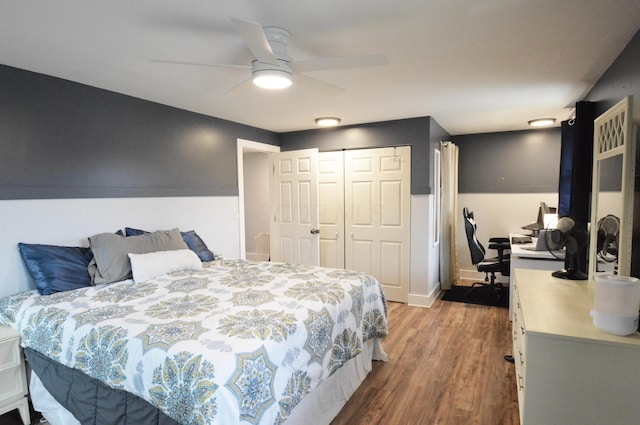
[0,229,388,425]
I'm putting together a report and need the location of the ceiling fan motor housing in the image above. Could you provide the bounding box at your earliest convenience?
[251,26,292,76]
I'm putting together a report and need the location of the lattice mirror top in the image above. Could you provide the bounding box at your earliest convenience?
[597,110,626,154]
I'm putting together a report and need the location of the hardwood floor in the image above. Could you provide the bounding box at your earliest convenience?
[332,295,520,425]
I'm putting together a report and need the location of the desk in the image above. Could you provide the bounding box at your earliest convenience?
[509,234,564,320]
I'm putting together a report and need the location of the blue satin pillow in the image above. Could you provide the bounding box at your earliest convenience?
[180,230,215,262]
[124,228,215,262]
[123,227,146,236]
[18,243,94,295]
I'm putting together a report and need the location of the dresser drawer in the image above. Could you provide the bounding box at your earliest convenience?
[0,362,28,405]
[0,327,29,425]
[511,285,527,420]
[0,334,21,372]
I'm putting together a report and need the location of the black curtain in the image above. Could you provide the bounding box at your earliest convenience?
[557,101,595,273]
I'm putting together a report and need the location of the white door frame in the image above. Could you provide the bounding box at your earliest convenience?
[237,138,280,260]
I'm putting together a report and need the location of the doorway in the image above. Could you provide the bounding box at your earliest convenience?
[238,141,411,302]
[237,139,279,260]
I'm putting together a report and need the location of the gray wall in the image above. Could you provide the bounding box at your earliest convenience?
[585,30,640,123]
[279,117,448,195]
[451,128,561,193]
[0,64,278,200]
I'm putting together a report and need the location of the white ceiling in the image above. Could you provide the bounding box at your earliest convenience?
[1,0,639,135]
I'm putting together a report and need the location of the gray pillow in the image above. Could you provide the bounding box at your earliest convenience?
[88,228,188,284]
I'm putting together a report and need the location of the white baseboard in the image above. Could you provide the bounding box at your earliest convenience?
[246,252,269,261]
[408,285,442,308]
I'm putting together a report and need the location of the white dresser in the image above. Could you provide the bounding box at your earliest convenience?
[0,326,30,425]
[512,269,640,425]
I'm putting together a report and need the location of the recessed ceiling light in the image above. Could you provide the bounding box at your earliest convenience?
[252,69,292,89]
[528,118,556,127]
[315,117,341,127]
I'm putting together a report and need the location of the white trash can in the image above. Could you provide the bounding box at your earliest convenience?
[590,274,640,336]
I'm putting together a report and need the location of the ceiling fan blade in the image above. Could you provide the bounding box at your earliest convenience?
[293,73,344,95]
[291,53,389,73]
[149,58,249,69]
[231,18,277,65]
[225,77,254,95]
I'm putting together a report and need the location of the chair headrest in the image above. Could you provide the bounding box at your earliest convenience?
[463,207,485,265]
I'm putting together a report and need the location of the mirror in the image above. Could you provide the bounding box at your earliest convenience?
[589,96,636,279]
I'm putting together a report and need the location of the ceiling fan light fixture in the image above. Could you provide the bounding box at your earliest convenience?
[315,117,341,127]
[252,69,292,90]
[528,118,556,127]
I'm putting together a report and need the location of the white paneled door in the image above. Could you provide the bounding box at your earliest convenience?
[270,149,320,266]
[345,146,411,302]
[318,151,345,269]
[318,147,411,302]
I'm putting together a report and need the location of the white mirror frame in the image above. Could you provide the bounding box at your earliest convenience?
[589,96,636,279]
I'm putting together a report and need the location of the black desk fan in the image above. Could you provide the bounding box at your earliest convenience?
[544,216,589,280]
[596,214,620,270]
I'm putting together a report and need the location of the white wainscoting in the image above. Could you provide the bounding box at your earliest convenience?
[1,193,546,302]
[408,194,441,308]
[457,193,558,281]
[0,196,241,298]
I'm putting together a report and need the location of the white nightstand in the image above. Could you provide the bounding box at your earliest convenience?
[0,326,30,425]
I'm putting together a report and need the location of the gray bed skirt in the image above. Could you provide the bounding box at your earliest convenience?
[25,348,181,425]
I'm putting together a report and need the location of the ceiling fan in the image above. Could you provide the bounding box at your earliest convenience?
[150,18,389,95]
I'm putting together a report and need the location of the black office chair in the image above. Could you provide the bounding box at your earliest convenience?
[463,207,511,301]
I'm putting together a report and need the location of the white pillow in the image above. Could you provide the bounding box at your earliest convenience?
[128,249,202,283]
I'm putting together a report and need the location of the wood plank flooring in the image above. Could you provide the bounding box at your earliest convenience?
[331,295,520,425]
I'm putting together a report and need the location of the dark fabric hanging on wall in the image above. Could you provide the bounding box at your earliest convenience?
[557,101,595,273]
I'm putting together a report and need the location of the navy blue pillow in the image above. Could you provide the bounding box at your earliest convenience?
[124,228,215,262]
[123,227,146,236]
[18,243,94,295]
[180,230,215,262]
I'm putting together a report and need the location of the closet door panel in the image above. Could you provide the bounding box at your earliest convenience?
[351,239,375,276]
[318,151,345,269]
[380,241,403,290]
[380,180,403,227]
[351,181,373,226]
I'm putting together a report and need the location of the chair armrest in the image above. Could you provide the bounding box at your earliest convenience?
[488,242,510,251]
[489,237,510,243]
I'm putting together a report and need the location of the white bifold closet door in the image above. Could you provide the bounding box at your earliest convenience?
[319,146,411,303]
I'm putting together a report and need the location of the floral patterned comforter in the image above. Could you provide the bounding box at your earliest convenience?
[0,259,388,425]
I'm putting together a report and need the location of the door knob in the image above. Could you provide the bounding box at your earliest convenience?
[310,228,320,234]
